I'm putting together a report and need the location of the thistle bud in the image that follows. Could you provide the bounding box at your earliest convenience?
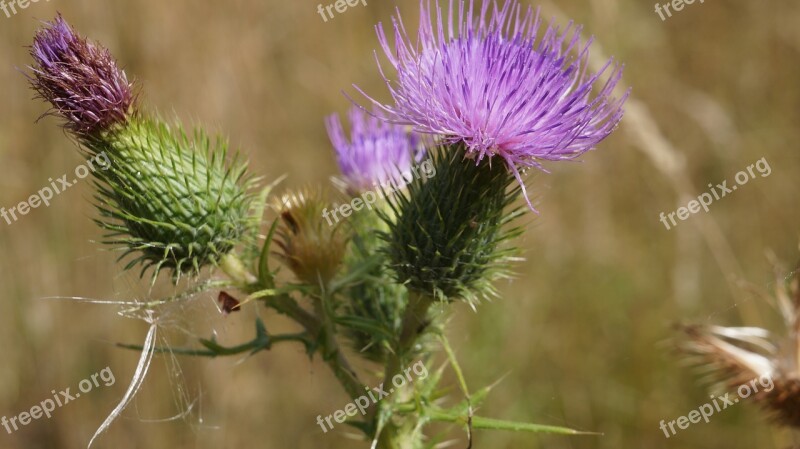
[273,190,346,286]
[90,118,255,280]
[27,16,255,282]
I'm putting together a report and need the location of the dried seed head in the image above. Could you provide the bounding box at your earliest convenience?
[679,266,800,428]
[273,190,346,286]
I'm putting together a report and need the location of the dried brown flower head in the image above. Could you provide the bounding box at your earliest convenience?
[679,265,800,428]
[273,189,347,286]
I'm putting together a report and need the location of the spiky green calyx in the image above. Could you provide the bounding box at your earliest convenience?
[381,144,523,304]
[85,116,255,281]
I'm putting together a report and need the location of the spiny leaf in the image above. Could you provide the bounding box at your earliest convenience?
[427,409,597,435]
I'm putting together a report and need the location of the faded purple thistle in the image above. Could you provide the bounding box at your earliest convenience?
[326,106,423,193]
[28,14,135,138]
[357,0,629,209]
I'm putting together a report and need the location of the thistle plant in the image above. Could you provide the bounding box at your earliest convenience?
[26,2,627,447]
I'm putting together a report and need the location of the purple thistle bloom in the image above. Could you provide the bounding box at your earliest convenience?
[28,14,135,137]
[326,106,423,193]
[357,0,629,210]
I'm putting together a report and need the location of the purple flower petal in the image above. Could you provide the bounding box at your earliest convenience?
[27,14,136,137]
[326,106,423,193]
[358,0,629,209]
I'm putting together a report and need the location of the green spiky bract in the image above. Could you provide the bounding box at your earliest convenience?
[381,143,524,305]
[85,115,256,281]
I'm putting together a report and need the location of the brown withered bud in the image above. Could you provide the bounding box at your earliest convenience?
[678,265,800,428]
[273,189,347,286]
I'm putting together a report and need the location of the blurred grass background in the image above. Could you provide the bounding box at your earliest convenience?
[0,0,799,448]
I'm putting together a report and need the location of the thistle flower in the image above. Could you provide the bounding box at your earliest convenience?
[679,267,800,428]
[28,14,135,138]
[273,190,347,286]
[358,0,628,209]
[326,106,422,193]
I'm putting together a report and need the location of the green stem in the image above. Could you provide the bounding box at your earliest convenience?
[383,291,433,389]
[219,252,364,401]
[221,253,321,333]
[116,332,310,357]
[266,294,320,333]
[368,290,434,436]
[314,291,365,401]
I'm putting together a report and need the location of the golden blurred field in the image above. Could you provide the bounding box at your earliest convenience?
[1,0,799,448]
